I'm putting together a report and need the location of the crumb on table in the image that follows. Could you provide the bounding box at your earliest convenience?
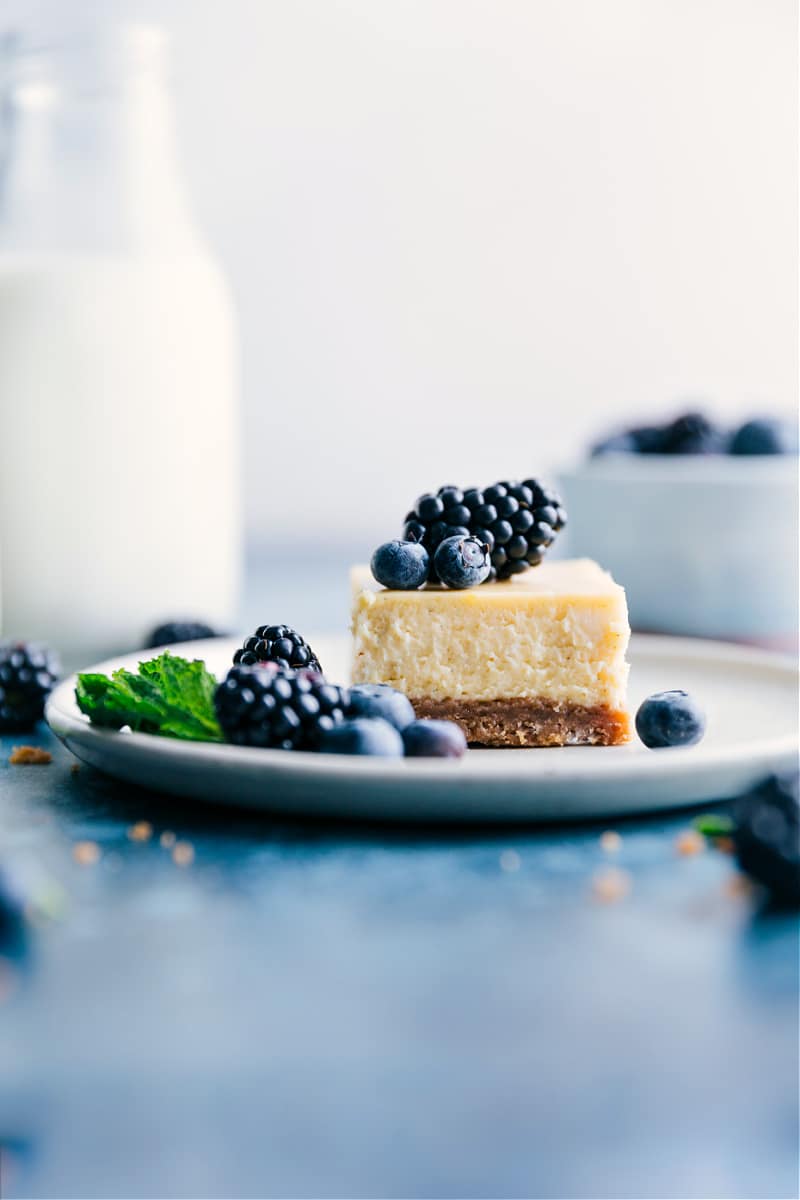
[72,841,101,866]
[592,866,632,903]
[127,821,153,843]
[172,841,195,867]
[160,831,176,848]
[70,762,81,775]
[600,830,622,854]
[676,830,705,857]
[724,873,753,899]
[9,745,52,765]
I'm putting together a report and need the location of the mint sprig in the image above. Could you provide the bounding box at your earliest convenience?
[693,813,735,839]
[76,652,222,742]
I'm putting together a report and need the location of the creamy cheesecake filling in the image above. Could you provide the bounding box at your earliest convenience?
[351,560,630,710]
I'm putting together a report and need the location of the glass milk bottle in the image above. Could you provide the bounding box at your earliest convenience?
[0,25,241,665]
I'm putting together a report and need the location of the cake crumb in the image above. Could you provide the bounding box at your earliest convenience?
[160,830,176,848]
[72,840,101,866]
[172,841,194,867]
[70,762,81,775]
[676,830,705,857]
[715,836,735,855]
[592,866,632,903]
[127,821,153,843]
[499,849,521,872]
[9,745,52,765]
[724,873,753,899]
[600,830,622,854]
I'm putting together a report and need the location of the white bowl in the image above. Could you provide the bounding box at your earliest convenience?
[558,455,798,641]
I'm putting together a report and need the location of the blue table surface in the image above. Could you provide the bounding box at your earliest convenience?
[0,557,797,1199]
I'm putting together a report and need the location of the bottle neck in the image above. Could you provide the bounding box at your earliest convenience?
[0,26,203,257]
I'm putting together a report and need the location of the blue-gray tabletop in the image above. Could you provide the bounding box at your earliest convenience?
[0,558,797,1199]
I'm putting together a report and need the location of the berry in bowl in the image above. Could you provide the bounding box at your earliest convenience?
[559,411,798,642]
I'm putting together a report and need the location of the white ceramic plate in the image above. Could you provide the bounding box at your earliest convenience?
[46,635,798,823]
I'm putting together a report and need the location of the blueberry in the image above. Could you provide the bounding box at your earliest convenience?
[319,717,404,757]
[403,719,467,758]
[635,690,706,748]
[145,620,219,649]
[348,683,416,731]
[660,412,726,454]
[433,535,491,589]
[370,540,429,590]
[729,418,798,456]
[590,432,638,456]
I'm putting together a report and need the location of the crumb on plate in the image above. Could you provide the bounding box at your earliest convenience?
[9,745,52,765]
[160,830,176,849]
[70,762,81,775]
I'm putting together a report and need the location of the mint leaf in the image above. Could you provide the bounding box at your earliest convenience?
[76,653,222,742]
[693,813,735,838]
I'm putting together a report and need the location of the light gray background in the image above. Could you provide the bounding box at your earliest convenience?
[16,0,800,548]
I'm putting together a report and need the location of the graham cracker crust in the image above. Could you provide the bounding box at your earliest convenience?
[411,697,631,747]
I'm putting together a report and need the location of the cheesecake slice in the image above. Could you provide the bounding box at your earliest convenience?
[351,558,631,747]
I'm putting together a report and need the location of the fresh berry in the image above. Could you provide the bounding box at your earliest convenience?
[592,412,726,457]
[371,540,429,590]
[733,772,800,906]
[635,690,706,749]
[215,664,347,749]
[0,642,61,733]
[434,535,491,589]
[347,683,416,731]
[233,625,321,672]
[0,859,47,952]
[402,719,467,758]
[729,418,798,456]
[658,411,725,454]
[590,432,638,456]
[319,717,404,757]
[145,621,219,649]
[403,479,566,582]
[628,424,670,454]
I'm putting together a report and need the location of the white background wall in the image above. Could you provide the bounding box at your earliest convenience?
[20,0,800,549]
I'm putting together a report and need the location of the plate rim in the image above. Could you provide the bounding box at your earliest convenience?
[45,633,799,787]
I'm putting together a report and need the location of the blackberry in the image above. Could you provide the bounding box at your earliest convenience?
[233,625,321,672]
[658,411,725,454]
[0,642,61,733]
[145,620,219,649]
[733,772,800,907]
[403,479,567,582]
[215,663,348,749]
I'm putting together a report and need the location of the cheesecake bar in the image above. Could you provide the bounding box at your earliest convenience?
[351,558,631,747]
